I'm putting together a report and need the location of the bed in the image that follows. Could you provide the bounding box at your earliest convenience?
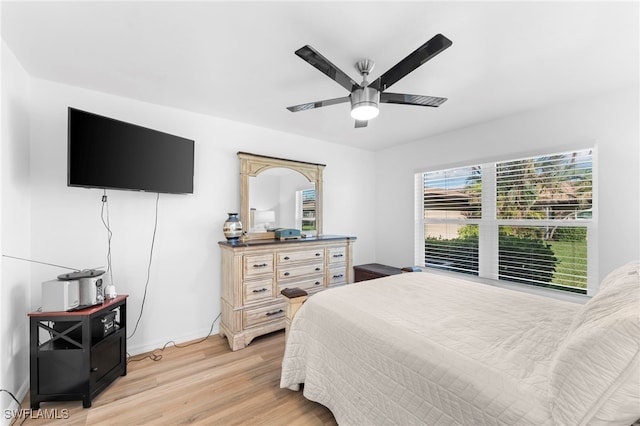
[280,261,640,426]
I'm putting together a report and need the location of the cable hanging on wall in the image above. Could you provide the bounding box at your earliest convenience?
[101,189,115,295]
[127,192,160,340]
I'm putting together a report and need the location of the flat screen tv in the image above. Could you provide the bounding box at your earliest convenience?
[68,108,194,194]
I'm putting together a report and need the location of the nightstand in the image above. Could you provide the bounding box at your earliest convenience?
[354,263,403,282]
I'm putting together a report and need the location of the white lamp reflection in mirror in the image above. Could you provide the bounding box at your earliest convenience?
[253,209,276,232]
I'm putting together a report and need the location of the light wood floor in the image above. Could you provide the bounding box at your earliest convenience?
[15,331,336,425]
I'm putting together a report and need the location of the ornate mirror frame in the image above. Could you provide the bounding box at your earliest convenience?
[238,152,325,240]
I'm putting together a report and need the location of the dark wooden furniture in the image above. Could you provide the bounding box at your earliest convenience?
[354,263,403,282]
[29,295,128,409]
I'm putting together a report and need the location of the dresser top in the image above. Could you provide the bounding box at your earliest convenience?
[218,235,356,248]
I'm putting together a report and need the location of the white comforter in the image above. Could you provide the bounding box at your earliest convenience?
[280,271,581,425]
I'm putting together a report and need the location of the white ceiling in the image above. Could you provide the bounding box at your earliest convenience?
[2,1,638,151]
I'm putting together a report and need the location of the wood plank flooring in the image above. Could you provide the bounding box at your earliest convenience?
[14,331,336,425]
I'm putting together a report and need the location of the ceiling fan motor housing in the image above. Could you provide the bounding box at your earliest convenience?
[350,87,380,120]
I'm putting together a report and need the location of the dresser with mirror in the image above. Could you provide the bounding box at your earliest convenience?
[219,152,356,351]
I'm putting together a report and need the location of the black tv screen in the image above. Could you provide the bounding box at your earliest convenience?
[68,108,194,194]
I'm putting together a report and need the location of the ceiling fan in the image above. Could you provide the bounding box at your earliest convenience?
[286,34,453,128]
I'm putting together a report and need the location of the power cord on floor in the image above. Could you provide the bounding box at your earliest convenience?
[127,312,221,363]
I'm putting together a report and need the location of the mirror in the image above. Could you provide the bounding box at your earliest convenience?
[249,168,315,232]
[239,152,324,240]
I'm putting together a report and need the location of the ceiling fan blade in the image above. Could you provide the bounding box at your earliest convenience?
[295,45,360,93]
[286,96,350,112]
[380,92,447,107]
[369,34,452,92]
[355,120,368,128]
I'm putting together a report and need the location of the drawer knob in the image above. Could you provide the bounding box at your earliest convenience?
[265,309,284,317]
[253,263,268,268]
[283,256,290,260]
[333,274,344,279]
[315,281,321,285]
[315,267,321,271]
[252,288,268,293]
[315,253,321,257]
[284,272,290,276]
[333,253,344,258]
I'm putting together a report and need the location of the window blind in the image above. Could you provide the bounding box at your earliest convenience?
[422,166,481,275]
[496,152,593,220]
[496,150,592,292]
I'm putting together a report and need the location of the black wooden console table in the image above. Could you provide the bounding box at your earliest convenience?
[28,294,128,409]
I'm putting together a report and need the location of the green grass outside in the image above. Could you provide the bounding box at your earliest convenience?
[547,240,588,289]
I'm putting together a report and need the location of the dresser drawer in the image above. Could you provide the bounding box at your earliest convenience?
[244,254,274,277]
[327,247,347,264]
[243,278,274,305]
[278,276,325,296]
[328,265,347,286]
[243,302,285,328]
[278,263,324,280]
[277,249,323,264]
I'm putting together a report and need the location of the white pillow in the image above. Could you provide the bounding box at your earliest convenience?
[549,261,640,426]
[599,260,640,291]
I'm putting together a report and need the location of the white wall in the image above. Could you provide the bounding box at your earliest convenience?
[1,41,32,420]
[26,77,376,358]
[374,87,640,284]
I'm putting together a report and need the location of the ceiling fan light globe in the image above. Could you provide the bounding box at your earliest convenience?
[351,104,379,121]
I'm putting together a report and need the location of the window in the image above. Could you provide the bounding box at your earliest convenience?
[416,149,594,294]
[295,188,316,232]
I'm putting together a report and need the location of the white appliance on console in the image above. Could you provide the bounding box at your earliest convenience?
[42,269,105,312]
[78,275,105,306]
[41,279,80,312]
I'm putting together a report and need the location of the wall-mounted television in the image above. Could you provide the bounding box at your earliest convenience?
[68,108,194,194]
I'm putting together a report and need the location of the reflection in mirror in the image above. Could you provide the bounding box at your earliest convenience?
[297,188,316,232]
[249,168,315,234]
